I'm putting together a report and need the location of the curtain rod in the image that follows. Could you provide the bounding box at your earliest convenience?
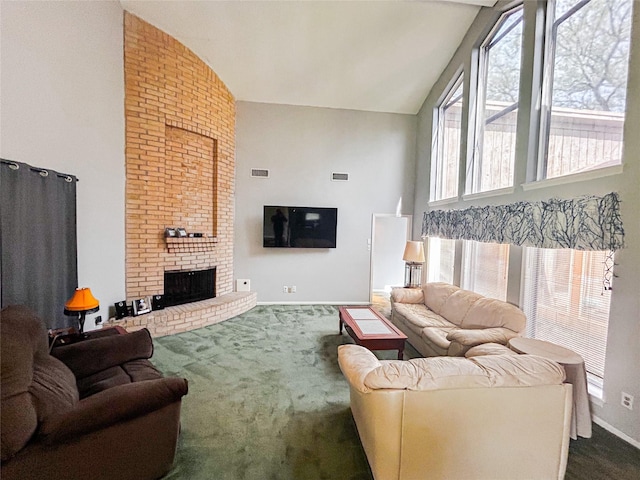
[1,158,79,182]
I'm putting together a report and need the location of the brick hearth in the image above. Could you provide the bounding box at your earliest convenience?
[106,292,257,337]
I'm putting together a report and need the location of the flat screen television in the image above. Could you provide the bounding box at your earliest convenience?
[263,206,337,248]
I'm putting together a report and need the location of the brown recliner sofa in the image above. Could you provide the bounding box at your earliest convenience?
[1,305,188,480]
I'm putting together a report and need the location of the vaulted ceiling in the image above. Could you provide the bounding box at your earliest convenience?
[120,1,495,114]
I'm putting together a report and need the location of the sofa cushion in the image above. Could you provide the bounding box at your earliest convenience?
[363,354,565,391]
[446,327,518,347]
[438,289,483,326]
[420,327,453,350]
[122,359,163,382]
[51,328,154,379]
[77,359,163,398]
[1,305,47,461]
[423,282,459,315]
[30,355,79,422]
[390,287,424,305]
[461,296,526,332]
[393,303,454,332]
[465,343,517,357]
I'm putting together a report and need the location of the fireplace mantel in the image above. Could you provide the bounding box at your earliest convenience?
[165,237,218,253]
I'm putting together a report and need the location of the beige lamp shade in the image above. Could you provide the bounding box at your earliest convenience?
[403,241,425,263]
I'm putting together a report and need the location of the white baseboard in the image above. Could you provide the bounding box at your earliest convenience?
[257,301,370,306]
[592,415,640,449]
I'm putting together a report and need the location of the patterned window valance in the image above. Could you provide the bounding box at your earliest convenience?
[422,192,624,251]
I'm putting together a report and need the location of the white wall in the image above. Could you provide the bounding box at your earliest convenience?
[235,102,416,304]
[0,1,125,329]
[414,1,640,445]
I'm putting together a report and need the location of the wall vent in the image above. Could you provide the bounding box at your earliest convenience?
[332,172,349,181]
[251,168,270,178]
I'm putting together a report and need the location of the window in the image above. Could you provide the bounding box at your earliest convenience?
[521,248,612,379]
[539,0,633,179]
[426,237,456,284]
[461,240,509,300]
[471,6,524,193]
[432,75,463,201]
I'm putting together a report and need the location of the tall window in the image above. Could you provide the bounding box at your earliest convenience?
[432,75,463,201]
[472,6,524,193]
[461,240,509,300]
[539,0,633,179]
[521,248,612,379]
[426,237,456,284]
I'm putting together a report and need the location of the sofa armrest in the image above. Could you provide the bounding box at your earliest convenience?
[40,377,188,444]
[51,329,154,379]
[446,327,519,347]
[337,345,381,393]
[390,287,424,305]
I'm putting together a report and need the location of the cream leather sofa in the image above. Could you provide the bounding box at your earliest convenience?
[390,282,526,357]
[338,344,572,480]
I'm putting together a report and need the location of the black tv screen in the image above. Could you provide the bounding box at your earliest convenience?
[263,206,337,248]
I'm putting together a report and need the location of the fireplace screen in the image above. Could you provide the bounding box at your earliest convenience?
[164,268,216,307]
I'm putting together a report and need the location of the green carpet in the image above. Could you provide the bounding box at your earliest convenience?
[152,303,640,480]
[153,304,399,480]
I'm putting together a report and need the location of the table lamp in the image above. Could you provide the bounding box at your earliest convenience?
[64,287,99,333]
[403,241,425,288]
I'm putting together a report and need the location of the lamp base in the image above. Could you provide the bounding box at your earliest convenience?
[404,262,423,288]
[64,306,99,334]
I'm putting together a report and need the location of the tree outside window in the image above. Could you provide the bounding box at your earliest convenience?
[540,0,633,179]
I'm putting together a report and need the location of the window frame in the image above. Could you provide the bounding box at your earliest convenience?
[520,246,613,381]
[426,236,456,284]
[469,4,524,195]
[431,73,464,202]
[536,0,632,181]
[460,240,510,301]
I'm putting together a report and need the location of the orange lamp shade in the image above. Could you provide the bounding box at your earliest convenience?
[65,287,100,312]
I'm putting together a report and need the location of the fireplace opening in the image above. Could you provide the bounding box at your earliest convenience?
[164,268,216,307]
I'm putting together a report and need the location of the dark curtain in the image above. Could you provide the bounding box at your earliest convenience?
[0,159,78,329]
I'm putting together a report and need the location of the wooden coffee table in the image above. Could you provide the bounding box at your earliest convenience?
[339,306,407,360]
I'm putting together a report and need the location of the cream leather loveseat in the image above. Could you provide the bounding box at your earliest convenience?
[338,344,572,480]
[391,282,526,357]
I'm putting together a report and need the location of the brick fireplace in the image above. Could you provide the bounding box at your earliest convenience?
[106,13,256,336]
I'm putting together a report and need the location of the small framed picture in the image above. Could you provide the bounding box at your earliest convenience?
[133,297,151,316]
[165,227,177,238]
[176,228,188,238]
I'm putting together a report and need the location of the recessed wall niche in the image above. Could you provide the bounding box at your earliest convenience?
[165,125,216,235]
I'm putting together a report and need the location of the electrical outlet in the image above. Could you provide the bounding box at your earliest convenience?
[283,286,288,293]
[290,286,296,293]
[621,392,634,410]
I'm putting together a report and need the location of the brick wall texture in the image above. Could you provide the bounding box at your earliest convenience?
[124,12,235,304]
